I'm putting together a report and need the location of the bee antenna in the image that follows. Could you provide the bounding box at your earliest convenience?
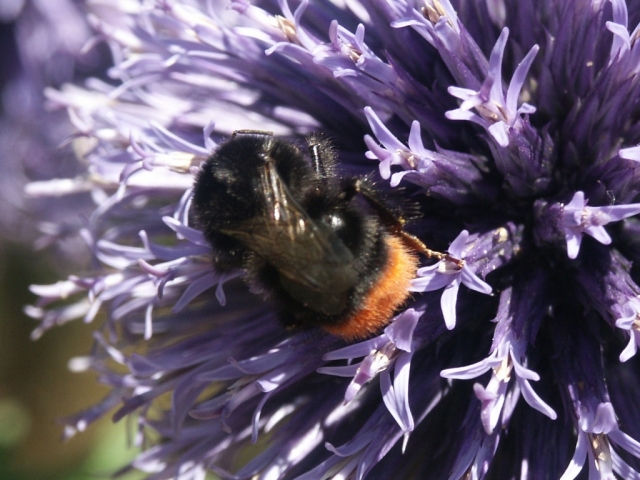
[308,142,327,180]
[306,135,337,184]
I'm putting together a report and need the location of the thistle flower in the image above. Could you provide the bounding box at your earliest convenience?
[0,0,107,248]
[27,0,640,478]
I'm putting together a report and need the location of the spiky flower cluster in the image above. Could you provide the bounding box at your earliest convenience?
[27,0,640,478]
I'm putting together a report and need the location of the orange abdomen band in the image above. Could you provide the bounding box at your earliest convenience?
[323,235,418,340]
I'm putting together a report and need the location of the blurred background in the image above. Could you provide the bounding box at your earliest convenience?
[0,1,143,478]
[0,243,142,480]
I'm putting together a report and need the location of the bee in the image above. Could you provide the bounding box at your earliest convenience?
[191,130,451,340]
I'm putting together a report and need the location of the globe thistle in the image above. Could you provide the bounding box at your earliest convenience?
[27,0,640,478]
[0,0,102,244]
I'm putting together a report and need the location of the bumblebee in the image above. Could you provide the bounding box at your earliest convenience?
[191,130,449,340]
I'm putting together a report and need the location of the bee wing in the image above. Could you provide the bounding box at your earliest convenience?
[220,161,356,294]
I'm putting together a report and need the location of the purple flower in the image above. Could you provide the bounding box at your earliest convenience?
[560,403,640,480]
[441,284,557,435]
[22,0,640,479]
[445,28,539,148]
[0,0,101,244]
[409,230,492,329]
[562,191,640,259]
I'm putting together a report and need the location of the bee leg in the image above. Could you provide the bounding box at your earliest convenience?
[349,179,464,267]
[232,129,274,137]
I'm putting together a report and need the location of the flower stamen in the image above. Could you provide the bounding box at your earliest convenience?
[276,15,301,45]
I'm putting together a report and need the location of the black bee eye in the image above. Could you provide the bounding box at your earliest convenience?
[319,209,365,253]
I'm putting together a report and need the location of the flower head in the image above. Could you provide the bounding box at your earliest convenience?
[0,0,104,245]
[24,0,640,479]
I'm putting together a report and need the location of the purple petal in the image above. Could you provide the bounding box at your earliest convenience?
[172,273,220,313]
[440,353,499,380]
[440,278,461,329]
[380,351,414,432]
[566,191,586,212]
[364,107,405,151]
[584,225,612,245]
[487,122,509,147]
[409,268,455,292]
[566,231,583,259]
[384,309,420,352]
[559,432,588,480]
[474,378,507,434]
[611,451,640,480]
[619,145,640,161]
[601,203,640,222]
[460,267,493,294]
[516,376,557,420]
[609,429,640,458]
[591,403,618,434]
[619,332,639,362]
[506,45,539,115]
[448,229,469,257]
